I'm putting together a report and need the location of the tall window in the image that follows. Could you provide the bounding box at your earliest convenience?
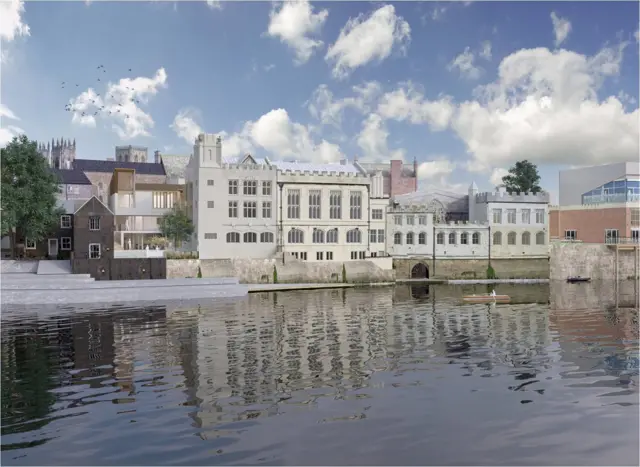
[262,201,271,218]
[243,201,257,218]
[309,190,321,219]
[418,232,426,244]
[346,229,362,243]
[89,216,100,231]
[605,229,619,244]
[243,180,257,195]
[349,191,362,219]
[372,209,383,220]
[493,231,502,245]
[243,232,257,243]
[60,215,72,229]
[61,237,72,250]
[506,209,516,224]
[288,228,304,244]
[313,229,325,243]
[536,231,546,245]
[394,215,402,226]
[89,243,101,259]
[377,229,384,243]
[522,232,531,245]
[152,191,176,209]
[329,191,342,219]
[394,232,402,245]
[535,209,545,223]
[228,201,238,218]
[370,229,378,243]
[260,232,274,243]
[521,209,531,224]
[448,232,456,244]
[406,215,415,225]
[492,209,502,224]
[406,232,414,245]
[287,189,300,219]
[460,232,468,244]
[418,215,427,225]
[226,232,240,243]
[228,180,238,195]
[436,232,444,244]
[507,232,517,245]
[564,230,577,241]
[262,181,272,196]
[632,208,640,226]
[326,228,338,243]
[472,232,480,244]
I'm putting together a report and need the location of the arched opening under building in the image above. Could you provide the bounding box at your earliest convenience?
[411,262,429,279]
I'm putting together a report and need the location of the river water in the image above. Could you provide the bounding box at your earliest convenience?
[1,283,638,466]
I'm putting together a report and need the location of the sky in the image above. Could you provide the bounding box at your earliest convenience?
[1,0,639,201]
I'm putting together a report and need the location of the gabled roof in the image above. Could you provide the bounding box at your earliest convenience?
[223,154,267,165]
[73,196,114,216]
[73,159,166,176]
[160,154,190,180]
[51,168,92,185]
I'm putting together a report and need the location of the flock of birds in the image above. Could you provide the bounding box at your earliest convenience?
[62,65,141,120]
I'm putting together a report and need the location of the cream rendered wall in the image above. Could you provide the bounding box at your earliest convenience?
[370,197,389,257]
[434,222,490,258]
[277,171,371,262]
[387,208,435,257]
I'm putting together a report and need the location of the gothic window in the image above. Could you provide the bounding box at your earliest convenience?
[312,229,325,243]
[326,228,338,243]
[493,232,502,245]
[288,228,304,244]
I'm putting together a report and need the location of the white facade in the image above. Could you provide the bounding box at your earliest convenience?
[387,206,435,257]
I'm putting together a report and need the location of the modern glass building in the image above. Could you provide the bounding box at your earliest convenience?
[582,178,640,205]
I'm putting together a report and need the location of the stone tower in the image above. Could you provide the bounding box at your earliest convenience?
[38,138,76,169]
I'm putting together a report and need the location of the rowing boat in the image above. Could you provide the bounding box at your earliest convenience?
[462,294,511,303]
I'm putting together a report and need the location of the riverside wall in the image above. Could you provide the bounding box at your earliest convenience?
[549,243,640,281]
[392,257,549,280]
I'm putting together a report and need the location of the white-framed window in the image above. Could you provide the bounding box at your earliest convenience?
[61,237,72,250]
[287,189,300,219]
[349,191,362,219]
[506,209,516,224]
[226,232,240,243]
[436,232,445,244]
[316,251,324,260]
[406,215,415,225]
[243,232,257,243]
[522,232,531,245]
[262,181,272,196]
[406,232,414,245]
[377,229,384,243]
[288,228,304,244]
[152,191,176,209]
[89,243,101,259]
[564,230,577,241]
[605,229,619,244]
[351,251,358,260]
[418,232,426,244]
[507,232,517,245]
[394,215,403,226]
[299,252,307,261]
[394,232,402,245]
[370,229,377,244]
[472,232,480,244]
[460,232,469,244]
[228,180,238,195]
[262,201,271,218]
[243,180,257,195]
[535,209,545,224]
[492,209,502,224]
[119,193,134,208]
[25,238,36,250]
[204,233,217,239]
[207,201,214,209]
[60,215,72,229]
[228,201,238,218]
[326,251,334,260]
[521,209,531,224]
[536,231,546,245]
[372,209,383,220]
[493,231,502,245]
[448,232,456,244]
[346,229,362,243]
[418,215,427,225]
[313,229,325,243]
[329,191,341,219]
[243,201,257,218]
[631,208,640,226]
[89,216,100,231]
[631,229,639,243]
[326,228,338,243]
[309,190,321,219]
[207,179,214,186]
[260,232,274,243]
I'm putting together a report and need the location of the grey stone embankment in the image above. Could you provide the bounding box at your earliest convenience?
[447,279,549,284]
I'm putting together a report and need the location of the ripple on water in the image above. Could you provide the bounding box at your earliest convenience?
[1,284,638,465]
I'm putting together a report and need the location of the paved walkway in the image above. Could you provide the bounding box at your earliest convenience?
[36,260,72,275]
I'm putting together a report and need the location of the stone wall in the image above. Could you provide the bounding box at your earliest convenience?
[550,279,639,310]
[393,257,549,279]
[166,258,396,284]
[549,242,640,280]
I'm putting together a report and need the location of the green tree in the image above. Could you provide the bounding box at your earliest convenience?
[501,160,542,194]
[158,203,194,249]
[1,135,64,257]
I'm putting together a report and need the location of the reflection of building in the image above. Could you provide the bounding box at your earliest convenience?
[550,162,640,243]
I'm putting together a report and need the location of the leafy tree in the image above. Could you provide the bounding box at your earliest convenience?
[501,160,542,194]
[158,203,194,249]
[1,135,64,257]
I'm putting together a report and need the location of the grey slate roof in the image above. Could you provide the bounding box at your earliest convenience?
[51,168,92,185]
[73,159,166,176]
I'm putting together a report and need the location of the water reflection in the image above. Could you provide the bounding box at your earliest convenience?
[1,284,638,466]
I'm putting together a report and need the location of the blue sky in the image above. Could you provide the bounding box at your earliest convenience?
[1,1,638,199]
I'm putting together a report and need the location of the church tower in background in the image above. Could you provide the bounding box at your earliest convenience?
[37,138,76,169]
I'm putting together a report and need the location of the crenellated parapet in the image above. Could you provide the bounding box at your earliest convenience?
[475,191,550,204]
[221,163,275,171]
[276,168,369,178]
[435,220,490,228]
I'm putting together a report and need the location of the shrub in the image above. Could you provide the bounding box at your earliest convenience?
[273,265,278,284]
[165,251,199,259]
[197,266,202,278]
[342,263,347,283]
[486,264,497,280]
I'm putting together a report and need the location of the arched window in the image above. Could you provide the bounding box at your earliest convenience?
[244,232,257,243]
[522,231,531,245]
[507,232,517,245]
[460,232,469,245]
[493,231,502,245]
[472,232,480,244]
[312,229,325,243]
[288,228,304,244]
[536,231,546,245]
[436,232,445,244]
[406,232,414,245]
[394,232,403,245]
[226,232,240,243]
[448,232,456,244]
[418,232,427,245]
[260,232,274,243]
[326,228,338,243]
[346,229,362,243]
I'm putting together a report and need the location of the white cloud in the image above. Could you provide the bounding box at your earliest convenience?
[206,0,222,10]
[550,12,571,47]
[356,113,404,162]
[307,81,382,127]
[266,0,328,64]
[68,68,168,140]
[0,104,24,146]
[326,5,410,80]
[451,44,638,172]
[489,167,509,187]
[171,108,203,145]
[0,0,30,42]
[416,159,456,180]
[448,47,483,80]
[479,41,492,60]
[377,82,454,131]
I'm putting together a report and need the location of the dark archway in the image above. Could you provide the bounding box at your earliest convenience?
[411,262,429,279]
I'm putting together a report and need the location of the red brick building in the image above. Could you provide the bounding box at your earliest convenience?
[550,204,639,243]
[358,159,418,197]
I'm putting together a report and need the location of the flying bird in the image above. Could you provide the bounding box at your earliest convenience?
[128,68,132,71]
[76,84,79,87]
[94,111,99,115]
[97,78,101,81]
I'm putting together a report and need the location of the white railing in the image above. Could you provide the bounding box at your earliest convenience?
[114,249,165,259]
[582,193,640,205]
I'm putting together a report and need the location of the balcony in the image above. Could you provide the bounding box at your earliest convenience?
[582,193,640,205]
